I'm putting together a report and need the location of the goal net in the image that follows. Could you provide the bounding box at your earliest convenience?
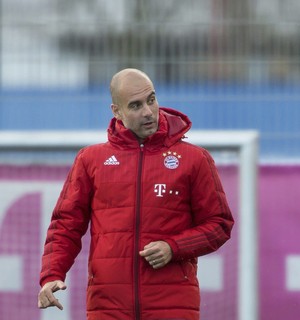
[0,130,259,320]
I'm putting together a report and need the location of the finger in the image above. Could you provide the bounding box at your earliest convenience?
[149,254,170,268]
[149,258,158,265]
[52,299,64,310]
[139,248,155,257]
[145,254,157,262]
[143,242,156,250]
[38,296,64,310]
[38,289,52,309]
[45,292,64,310]
[152,260,165,269]
[38,295,50,309]
[51,281,67,293]
[140,244,159,257]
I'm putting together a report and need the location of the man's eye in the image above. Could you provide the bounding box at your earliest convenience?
[130,103,139,109]
[148,97,156,104]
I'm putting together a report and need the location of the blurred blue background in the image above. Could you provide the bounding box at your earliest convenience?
[1,85,299,159]
[0,0,300,160]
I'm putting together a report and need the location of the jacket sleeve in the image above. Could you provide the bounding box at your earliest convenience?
[40,149,92,286]
[166,148,234,261]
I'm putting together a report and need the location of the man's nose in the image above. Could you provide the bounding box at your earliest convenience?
[142,103,153,117]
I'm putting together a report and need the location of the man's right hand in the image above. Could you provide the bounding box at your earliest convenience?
[38,280,67,310]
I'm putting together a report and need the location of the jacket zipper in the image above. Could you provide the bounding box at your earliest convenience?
[134,143,144,320]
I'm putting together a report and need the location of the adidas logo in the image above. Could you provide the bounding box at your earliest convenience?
[104,155,120,165]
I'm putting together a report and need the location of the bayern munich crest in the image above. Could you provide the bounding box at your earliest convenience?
[163,151,181,169]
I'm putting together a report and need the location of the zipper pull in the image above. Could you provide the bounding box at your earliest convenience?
[140,143,144,151]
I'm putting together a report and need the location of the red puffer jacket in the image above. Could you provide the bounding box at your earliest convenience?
[40,107,234,320]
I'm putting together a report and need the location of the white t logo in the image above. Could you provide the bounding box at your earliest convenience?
[154,184,166,197]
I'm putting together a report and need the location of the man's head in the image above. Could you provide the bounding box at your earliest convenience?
[110,68,159,142]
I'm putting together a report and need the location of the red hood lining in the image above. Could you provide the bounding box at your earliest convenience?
[107,107,191,149]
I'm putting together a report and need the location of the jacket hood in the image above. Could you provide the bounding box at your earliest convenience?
[107,107,192,150]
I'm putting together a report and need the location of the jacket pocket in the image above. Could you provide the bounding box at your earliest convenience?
[179,261,189,281]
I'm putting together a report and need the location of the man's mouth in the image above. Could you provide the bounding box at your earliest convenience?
[143,121,154,126]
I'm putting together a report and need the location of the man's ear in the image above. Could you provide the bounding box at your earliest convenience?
[111,104,121,120]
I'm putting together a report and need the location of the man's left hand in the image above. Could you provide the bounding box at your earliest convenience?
[139,241,172,269]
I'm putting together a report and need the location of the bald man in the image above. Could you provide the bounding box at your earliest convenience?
[38,68,234,319]
[110,69,160,142]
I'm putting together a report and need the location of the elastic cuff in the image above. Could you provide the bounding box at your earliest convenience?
[40,276,64,287]
[164,238,181,261]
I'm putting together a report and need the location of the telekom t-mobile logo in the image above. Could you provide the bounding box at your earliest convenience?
[154,184,179,197]
[154,184,166,197]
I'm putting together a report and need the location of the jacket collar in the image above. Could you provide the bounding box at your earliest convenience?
[107,107,192,151]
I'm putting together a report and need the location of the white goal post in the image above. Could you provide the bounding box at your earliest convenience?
[0,129,259,320]
[188,130,259,320]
